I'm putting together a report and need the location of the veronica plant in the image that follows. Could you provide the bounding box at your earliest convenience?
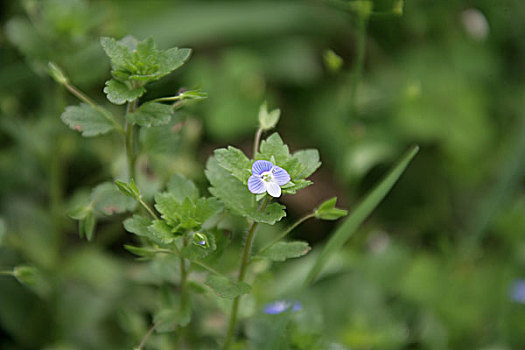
[114,100,349,348]
[49,35,206,240]
[44,34,418,349]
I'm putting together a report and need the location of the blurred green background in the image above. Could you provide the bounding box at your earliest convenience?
[1,0,525,349]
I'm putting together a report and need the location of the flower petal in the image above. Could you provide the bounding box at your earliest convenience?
[265,180,282,197]
[248,175,266,194]
[272,166,291,186]
[264,301,289,314]
[252,160,273,176]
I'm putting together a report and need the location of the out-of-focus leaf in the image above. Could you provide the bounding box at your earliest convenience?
[91,182,137,215]
[126,102,173,127]
[205,275,251,299]
[257,241,311,262]
[315,197,348,221]
[60,103,114,136]
[258,102,280,131]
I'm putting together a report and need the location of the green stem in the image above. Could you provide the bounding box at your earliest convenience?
[349,14,368,120]
[253,127,263,158]
[125,101,138,181]
[63,82,124,135]
[136,322,159,350]
[223,198,269,349]
[0,270,13,276]
[138,198,159,220]
[255,213,315,259]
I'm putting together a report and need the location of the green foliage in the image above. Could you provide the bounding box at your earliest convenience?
[205,275,251,299]
[126,102,173,127]
[60,103,114,136]
[91,182,137,215]
[315,197,348,220]
[305,146,419,285]
[258,102,281,131]
[214,146,253,183]
[103,79,146,105]
[257,241,311,262]
[101,36,191,105]
[256,133,321,194]
[206,157,286,224]
[154,304,191,332]
[115,179,141,200]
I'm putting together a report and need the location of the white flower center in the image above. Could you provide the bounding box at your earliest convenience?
[261,170,274,183]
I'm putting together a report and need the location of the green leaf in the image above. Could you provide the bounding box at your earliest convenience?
[289,149,321,179]
[83,210,96,241]
[12,266,51,297]
[166,173,199,202]
[206,157,286,224]
[314,197,348,221]
[123,215,152,237]
[126,102,173,127]
[256,133,291,167]
[257,241,311,262]
[258,102,280,131]
[103,79,146,105]
[48,62,68,84]
[148,220,176,244]
[91,182,137,215]
[115,179,141,200]
[214,146,253,183]
[124,245,156,260]
[60,103,114,137]
[100,36,134,69]
[101,36,191,85]
[194,197,223,223]
[205,275,251,299]
[154,305,191,332]
[157,47,192,77]
[304,145,419,285]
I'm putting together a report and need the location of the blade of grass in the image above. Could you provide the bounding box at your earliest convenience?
[304,145,419,286]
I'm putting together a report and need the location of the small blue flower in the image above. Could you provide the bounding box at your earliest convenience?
[263,300,302,315]
[510,279,525,304]
[248,160,291,198]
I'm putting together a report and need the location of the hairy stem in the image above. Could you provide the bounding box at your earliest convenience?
[138,198,159,220]
[223,197,269,349]
[253,127,263,158]
[125,100,138,181]
[136,322,159,350]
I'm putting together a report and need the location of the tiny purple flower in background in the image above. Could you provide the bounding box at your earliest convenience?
[248,160,290,198]
[510,279,525,304]
[263,300,302,315]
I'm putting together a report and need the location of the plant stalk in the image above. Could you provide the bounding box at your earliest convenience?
[223,198,269,349]
[125,100,138,181]
[253,127,263,158]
